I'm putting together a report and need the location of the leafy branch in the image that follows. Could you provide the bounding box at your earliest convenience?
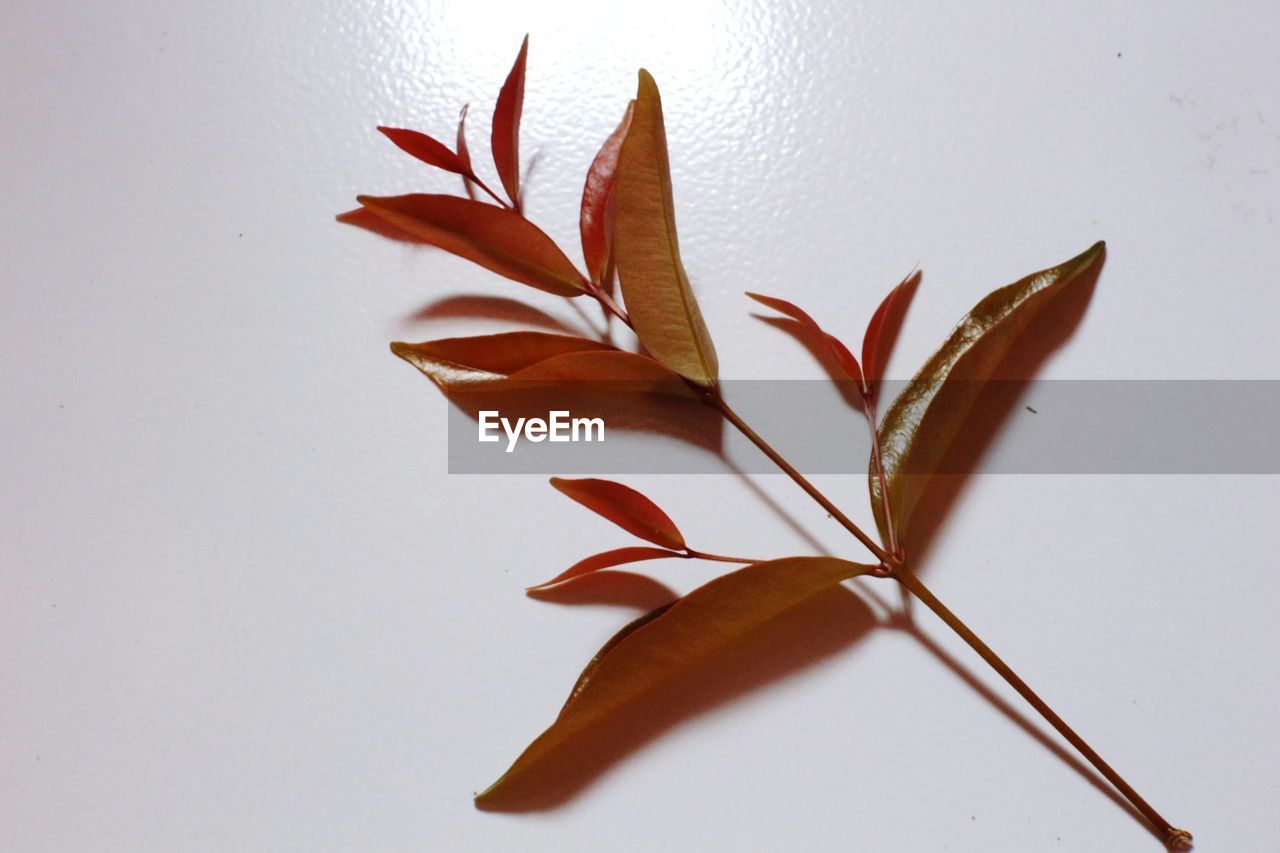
[339,38,1191,849]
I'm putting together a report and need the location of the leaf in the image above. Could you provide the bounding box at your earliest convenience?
[390,331,612,387]
[871,242,1105,546]
[475,556,873,809]
[377,126,471,176]
[861,270,920,403]
[550,477,685,550]
[746,292,864,388]
[456,104,478,201]
[504,350,696,396]
[491,35,528,209]
[353,194,588,296]
[560,602,674,712]
[527,546,679,590]
[612,70,719,386]
[580,101,635,286]
[336,207,431,245]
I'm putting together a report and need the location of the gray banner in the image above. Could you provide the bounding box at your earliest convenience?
[442,380,1280,474]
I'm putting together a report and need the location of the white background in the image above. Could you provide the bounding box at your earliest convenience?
[3,1,1278,850]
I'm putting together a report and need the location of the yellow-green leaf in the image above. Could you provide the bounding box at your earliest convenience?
[475,556,872,809]
[612,70,719,386]
[871,242,1105,547]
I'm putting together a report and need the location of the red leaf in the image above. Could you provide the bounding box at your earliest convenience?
[550,477,685,550]
[377,126,471,176]
[580,101,635,286]
[336,207,431,245]
[491,35,528,210]
[861,270,920,402]
[355,194,587,296]
[746,292,864,388]
[505,350,696,396]
[456,103,478,201]
[389,331,613,386]
[527,546,678,590]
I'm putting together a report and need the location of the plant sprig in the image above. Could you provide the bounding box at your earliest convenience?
[339,38,1190,849]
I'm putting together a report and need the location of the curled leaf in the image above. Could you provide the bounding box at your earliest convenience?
[747,292,864,388]
[353,194,588,296]
[475,556,873,809]
[871,242,1105,546]
[527,546,679,590]
[491,35,528,209]
[613,70,719,386]
[390,331,612,387]
[550,477,685,550]
[861,270,921,403]
[456,104,477,201]
[377,126,471,176]
[580,101,635,286]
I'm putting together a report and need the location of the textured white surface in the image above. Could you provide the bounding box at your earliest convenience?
[3,1,1278,850]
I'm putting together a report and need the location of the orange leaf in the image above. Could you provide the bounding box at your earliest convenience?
[559,602,674,712]
[475,556,873,809]
[377,126,472,176]
[491,35,528,209]
[390,332,612,387]
[580,101,635,286]
[747,292,864,388]
[527,546,678,590]
[355,194,587,296]
[550,477,685,550]
[613,70,719,386]
[861,270,920,402]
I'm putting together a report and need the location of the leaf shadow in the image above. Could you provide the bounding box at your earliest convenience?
[526,570,678,612]
[405,294,582,334]
[752,315,864,410]
[477,583,876,811]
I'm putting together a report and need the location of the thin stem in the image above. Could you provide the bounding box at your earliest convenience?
[470,176,512,209]
[707,393,891,565]
[683,548,758,564]
[893,565,1191,849]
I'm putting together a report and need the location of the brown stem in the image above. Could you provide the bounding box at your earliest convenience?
[707,394,891,564]
[893,565,1191,849]
[683,548,758,564]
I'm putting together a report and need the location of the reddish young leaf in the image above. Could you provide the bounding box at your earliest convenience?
[871,242,1105,545]
[580,101,635,286]
[746,292,864,388]
[475,556,874,809]
[527,546,678,590]
[861,270,921,402]
[550,477,685,550]
[389,331,613,387]
[377,126,471,176]
[354,194,588,296]
[456,104,478,201]
[491,35,528,209]
[613,70,719,386]
[336,207,431,245]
